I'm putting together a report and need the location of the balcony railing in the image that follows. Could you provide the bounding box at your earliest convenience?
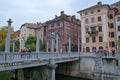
[87,30,98,36]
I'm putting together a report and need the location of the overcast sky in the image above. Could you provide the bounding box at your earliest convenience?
[0,0,119,31]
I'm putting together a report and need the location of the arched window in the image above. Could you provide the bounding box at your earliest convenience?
[86,47,90,52]
[99,46,103,52]
[92,47,96,52]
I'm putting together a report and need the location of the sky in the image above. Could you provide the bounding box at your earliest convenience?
[0,0,119,31]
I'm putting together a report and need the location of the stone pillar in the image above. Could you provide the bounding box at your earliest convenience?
[11,69,18,80]
[23,68,32,80]
[48,59,57,80]
[36,22,41,53]
[13,39,15,52]
[5,19,12,53]
[46,41,48,52]
[78,37,80,53]
[56,33,58,53]
[68,36,71,53]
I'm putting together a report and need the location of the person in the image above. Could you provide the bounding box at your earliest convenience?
[20,49,25,53]
[27,48,31,52]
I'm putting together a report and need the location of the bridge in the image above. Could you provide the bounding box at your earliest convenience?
[1,19,120,80]
[0,52,82,71]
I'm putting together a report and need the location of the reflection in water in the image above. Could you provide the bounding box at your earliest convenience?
[56,74,91,80]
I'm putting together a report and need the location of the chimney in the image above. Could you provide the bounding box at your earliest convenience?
[72,15,75,18]
[55,15,58,18]
[61,11,64,15]
[97,2,102,5]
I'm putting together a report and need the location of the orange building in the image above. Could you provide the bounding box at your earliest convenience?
[78,2,117,53]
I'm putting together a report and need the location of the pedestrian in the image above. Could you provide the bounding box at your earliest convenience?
[27,48,31,52]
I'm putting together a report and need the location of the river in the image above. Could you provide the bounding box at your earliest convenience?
[56,74,91,80]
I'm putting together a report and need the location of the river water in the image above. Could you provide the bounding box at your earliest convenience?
[56,74,91,80]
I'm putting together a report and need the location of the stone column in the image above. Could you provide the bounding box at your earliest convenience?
[56,33,58,53]
[78,37,80,53]
[68,36,71,53]
[46,41,49,52]
[23,68,32,80]
[11,69,18,80]
[48,59,57,80]
[5,19,12,53]
[13,39,16,52]
[36,22,41,53]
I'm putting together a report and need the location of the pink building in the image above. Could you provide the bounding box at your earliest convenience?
[45,11,81,52]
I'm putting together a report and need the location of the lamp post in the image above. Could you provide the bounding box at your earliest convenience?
[5,19,12,53]
[36,22,41,53]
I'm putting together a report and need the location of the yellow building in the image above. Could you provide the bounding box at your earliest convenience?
[19,23,45,50]
[78,2,117,53]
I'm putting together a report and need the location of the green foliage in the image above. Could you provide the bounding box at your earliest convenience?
[105,58,118,66]
[0,41,5,51]
[116,39,120,52]
[25,36,36,51]
[25,36,46,51]
[41,41,46,51]
[0,26,16,44]
[0,40,14,51]
[0,71,11,80]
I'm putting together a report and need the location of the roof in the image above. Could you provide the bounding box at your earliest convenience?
[45,11,81,26]
[20,22,44,29]
[116,6,120,13]
[77,2,110,13]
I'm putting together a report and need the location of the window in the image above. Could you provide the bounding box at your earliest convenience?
[109,14,113,19]
[92,37,96,42]
[91,17,95,23]
[85,19,88,24]
[99,36,103,42]
[86,47,90,52]
[86,37,89,43]
[98,26,102,32]
[97,9,100,12]
[109,41,115,47]
[118,26,120,31]
[85,12,88,15]
[91,26,96,30]
[98,16,101,21]
[86,28,89,33]
[91,11,94,14]
[111,32,114,38]
[48,24,51,29]
[60,22,63,27]
[117,17,120,21]
[54,23,57,28]
[108,23,114,28]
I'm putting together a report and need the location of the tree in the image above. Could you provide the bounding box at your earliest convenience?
[25,36,46,51]
[0,26,16,44]
[25,36,36,51]
[0,26,16,51]
[40,41,46,51]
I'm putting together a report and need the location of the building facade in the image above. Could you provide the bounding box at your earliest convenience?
[115,6,120,50]
[19,23,45,50]
[78,2,117,53]
[45,11,81,52]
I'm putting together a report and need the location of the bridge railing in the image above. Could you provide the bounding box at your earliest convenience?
[0,52,81,63]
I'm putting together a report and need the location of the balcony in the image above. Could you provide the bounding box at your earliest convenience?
[87,30,98,36]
